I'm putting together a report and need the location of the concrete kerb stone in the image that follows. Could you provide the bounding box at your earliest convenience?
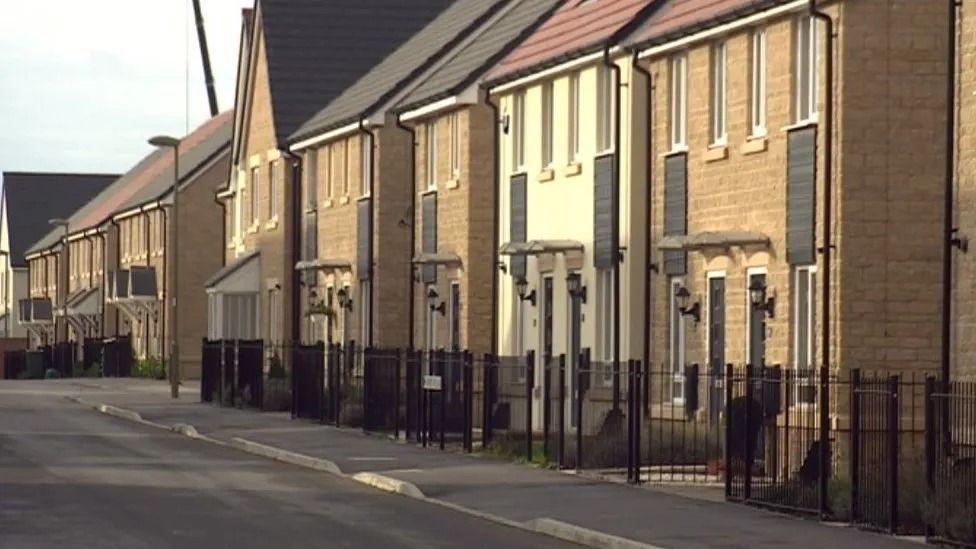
[350,472,425,499]
[230,437,342,475]
[526,518,666,549]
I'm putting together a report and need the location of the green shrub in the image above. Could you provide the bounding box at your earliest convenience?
[268,354,286,379]
[132,358,164,379]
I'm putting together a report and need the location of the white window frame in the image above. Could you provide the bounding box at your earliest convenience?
[669,54,688,151]
[541,80,554,167]
[268,161,278,220]
[426,121,437,191]
[345,139,354,197]
[793,265,818,406]
[449,112,460,179]
[596,65,614,153]
[323,144,333,200]
[336,141,347,196]
[597,269,614,386]
[360,280,371,346]
[360,133,371,197]
[305,150,318,211]
[669,276,686,404]
[250,167,259,225]
[749,28,767,137]
[709,41,727,146]
[794,15,819,124]
[568,71,580,162]
[744,266,768,366]
[512,91,525,172]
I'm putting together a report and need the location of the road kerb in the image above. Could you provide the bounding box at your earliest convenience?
[350,472,425,499]
[230,437,342,475]
[526,518,666,549]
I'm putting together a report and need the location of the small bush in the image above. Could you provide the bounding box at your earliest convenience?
[44,368,61,379]
[132,358,164,379]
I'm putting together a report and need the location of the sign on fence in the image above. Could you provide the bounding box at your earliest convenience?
[422,375,442,391]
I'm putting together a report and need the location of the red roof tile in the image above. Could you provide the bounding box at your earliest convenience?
[487,0,655,83]
[625,0,778,47]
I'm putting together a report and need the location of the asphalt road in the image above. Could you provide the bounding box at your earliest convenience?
[0,383,570,548]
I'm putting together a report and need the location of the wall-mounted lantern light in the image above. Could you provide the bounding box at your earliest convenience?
[566,273,587,304]
[675,285,700,323]
[748,279,775,318]
[515,277,536,307]
[337,287,353,311]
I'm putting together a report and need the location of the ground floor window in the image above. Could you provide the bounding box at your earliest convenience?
[597,269,613,386]
[360,281,371,347]
[669,276,686,403]
[222,293,258,340]
[793,265,817,404]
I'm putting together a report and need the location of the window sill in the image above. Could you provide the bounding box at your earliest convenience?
[338,196,350,205]
[247,224,259,235]
[664,145,689,157]
[264,218,279,231]
[537,168,555,182]
[445,178,460,190]
[704,145,728,163]
[564,162,582,177]
[781,119,817,133]
[742,136,768,155]
[322,199,333,209]
[227,241,236,250]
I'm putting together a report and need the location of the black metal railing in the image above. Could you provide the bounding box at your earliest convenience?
[2,349,26,379]
[102,336,132,377]
[926,377,976,547]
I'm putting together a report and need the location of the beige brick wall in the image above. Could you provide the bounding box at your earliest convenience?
[645,1,948,386]
[409,103,495,356]
[953,1,976,379]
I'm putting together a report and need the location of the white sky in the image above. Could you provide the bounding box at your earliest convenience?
[0,0,253,174]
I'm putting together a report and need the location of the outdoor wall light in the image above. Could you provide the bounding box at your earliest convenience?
[336,288,353,311]
[566,273,587,304]
[427,286,445,316]
[515,277,536,307]
[675,285,700,323]
[748,279,775,318]
[500,114,510,134]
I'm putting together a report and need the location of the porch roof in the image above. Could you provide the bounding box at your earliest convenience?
[657,231,770,251]
[498,239,584,256]
[294,258,352,271]
[411,252,462,267]
[65,286,101,317]
[205,249,260,294]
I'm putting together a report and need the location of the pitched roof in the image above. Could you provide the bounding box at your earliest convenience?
[485,0,659,85]
[396,0,563,114]
[259,0,457,147]
[1,172,116,267]
[113,111,233,215]
[289,0,504,143]
[623,0,785,48]
[26,113,233,256]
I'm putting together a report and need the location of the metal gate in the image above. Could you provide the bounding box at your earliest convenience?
[850,371,900,533]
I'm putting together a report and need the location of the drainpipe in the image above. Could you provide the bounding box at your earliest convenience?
[96,231,106,338]
[214,189,226,268]
[632,51,654,406]
[942,0,959,384]
[282,150,303,347]
[395,115,418,351]
[143,210,151,356]
[809,0,834,519]
[602,45,622,410]
[485,91,501,356]
[358,120,376,348]
[110,218,121,338]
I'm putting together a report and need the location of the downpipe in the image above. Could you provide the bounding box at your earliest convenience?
[358,120,376,347]
[601,45,622,412]
[631,50,654,418]
[942,0,960,384]
[485,92,501,356]
[395,115,418,351]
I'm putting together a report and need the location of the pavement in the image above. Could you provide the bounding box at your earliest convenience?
[0,381,570,549]
[9,377,926,549]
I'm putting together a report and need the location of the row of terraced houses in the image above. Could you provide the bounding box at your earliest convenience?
[7,0,976,513]
[9,0,970,397]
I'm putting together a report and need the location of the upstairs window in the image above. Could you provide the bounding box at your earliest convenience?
[596,65,613,152]
[305,149,318,211]
[250,167,259,225]
[268,161,278,220]
[426,121,437,191]
[334,141,347,196]
[794,15,818,123]
[750,28,767,136]
[669,54,688,150]
[710,41,727,146]
[541,80,554,166]
[360,133,371,197]
[450,112,460,178]
[512,90,525,172]
[323,145,333,200]
[568,72,580,162]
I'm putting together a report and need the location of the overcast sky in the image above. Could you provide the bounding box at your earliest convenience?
[0,0,253,174]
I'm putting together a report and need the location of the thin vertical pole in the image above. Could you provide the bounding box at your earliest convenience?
[526,350,535,463]
[394,349,401,441]
[819,365,830,517]
[725,363,733,498]
[558,354,566,469]
[850,369,861,522]
[889,375,900,534]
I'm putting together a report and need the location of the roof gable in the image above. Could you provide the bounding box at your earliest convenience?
[2,172,116,267]
[257,0,457,148]
[289,0,501,142]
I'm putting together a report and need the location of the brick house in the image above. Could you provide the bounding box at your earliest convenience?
[485,0,657,428]
[287,0,499,350]
[1,172,114,344]
[624,0,949,418]
[25,114,231,378]
[212,1,452,356]
[393,0,562,356]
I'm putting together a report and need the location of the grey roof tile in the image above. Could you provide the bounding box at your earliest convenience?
[289,0,505,143]
[2,172,116,267]
[260,0,457,147]
[396,0,562,113]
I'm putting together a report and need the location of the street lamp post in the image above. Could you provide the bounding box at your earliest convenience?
[149,135,180,399]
